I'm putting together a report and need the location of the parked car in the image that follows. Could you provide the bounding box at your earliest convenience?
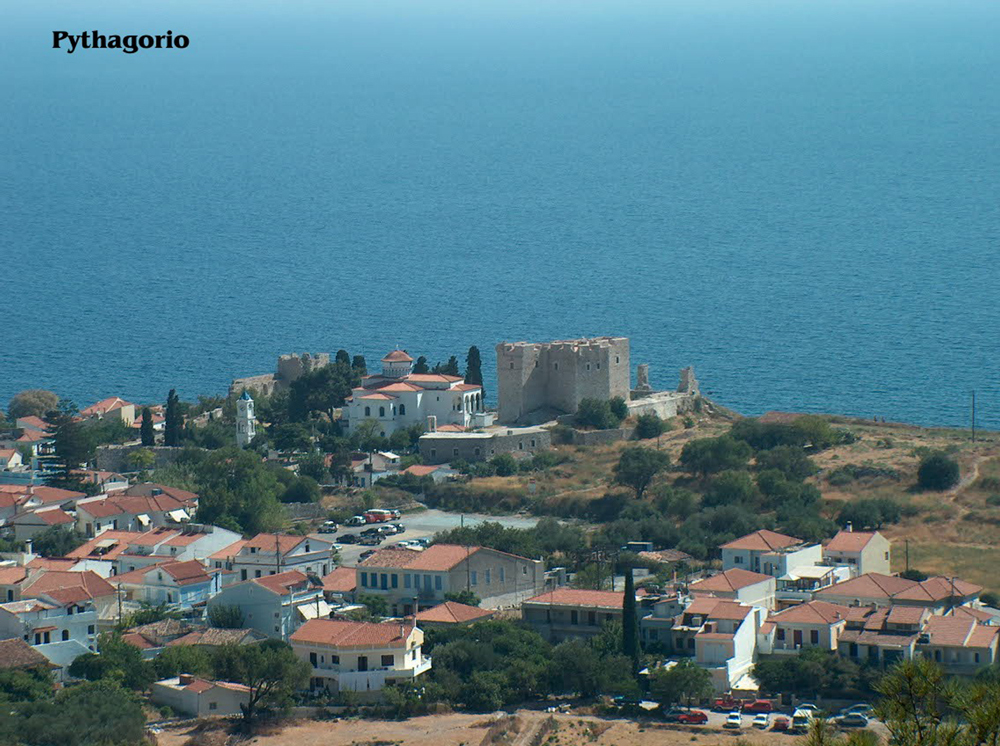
[791,709,815,733]
[838,704,874,718]
[359,535,383,546]
[677,711,708,725]
[337,533,357,544]
[797,703,820,713]
[388,523,405,534]
[838,714,870,728]
[753,713,770,730]
[724,712,743,730]
[661,707,687,722]
[346,515,367,527]
[713,696,742,712]
[359,549,377,560]
[772,717,790,732]
[744,699,774,714]
[317,525,337,534]
[414,537,430,547]
[360,527,383,536]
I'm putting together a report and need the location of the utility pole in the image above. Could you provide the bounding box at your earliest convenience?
[905,539,910,573]
[275,533,281,575]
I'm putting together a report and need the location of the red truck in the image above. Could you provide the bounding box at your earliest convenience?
[363,509,400,523]
[712,695,742,712]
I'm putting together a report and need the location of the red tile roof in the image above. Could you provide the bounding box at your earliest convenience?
[66,531,145,559]
[825,530,882,553]
[80,397,134,417]
[400,465,441,477]
[290,619,414,648]
[689,568,773,594]
[816,573,981,604]
[21,486,86,504]
[381,350,414,363]
[770,600,851,625]
[243,533,306,554]
[209,539,248,561]
[720,530,804,552]
[405,374,464,383]
[359,393,397,401]
[252,570,310,596]
[0,638,52,670]
[0,566,28,585]
[378,382,423,393]
[524,588,624,609]
[321,567,357,593]
[21,507,74,526]
[706,601,754,621]
[22,570,115,602]
[121,483,199,504]
[415,601,495,624]
[15,416,50,432]
[921,615,981,648]
[359,544,480,572]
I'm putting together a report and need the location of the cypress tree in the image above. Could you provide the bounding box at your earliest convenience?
[413,356,430,375]
[622,567,640,674]
[351,355,367,376]
[140,407,154,446]
[164,389,181,447]
[335,349,351,366]
[443,356,460,377]
[465,346,485,397]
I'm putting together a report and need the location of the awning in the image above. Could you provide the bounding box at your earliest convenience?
[297,600,332,620]
[167,509,189,522]
[136,514,151,526]
[731,673,759,692]
[95,538,117,549]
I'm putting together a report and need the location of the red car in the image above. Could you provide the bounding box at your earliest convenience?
[772,717,790,732]
[743,699,774,714]
[677,711,708,725]
[713,696,741,712]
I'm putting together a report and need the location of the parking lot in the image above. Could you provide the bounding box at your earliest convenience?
[312,507,542,566]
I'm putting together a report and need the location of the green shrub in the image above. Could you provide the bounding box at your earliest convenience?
[917,452,960,491]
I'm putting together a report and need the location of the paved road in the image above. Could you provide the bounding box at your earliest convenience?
[314,508,542,567]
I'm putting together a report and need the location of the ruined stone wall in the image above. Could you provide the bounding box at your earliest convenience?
[275,352,330,385]
[229,374,277,398]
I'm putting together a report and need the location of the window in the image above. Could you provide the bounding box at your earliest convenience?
[379,406,385,417]
[734,555,744,564]
[381,654,394,667]
[518,442,523,450]
[424,575,432,590]
[453,448,459,457]
[400,404,406,415]
[530,439,536,447]
[241,569,248,581]
[435,575,442,590]
[209,702,218,711]
[485,569,491,584]
[360,572,368,587]
[88,625,95,634]
[571,610,579,625]
[885,552,890,560]
[430,449,436,458]
[615,356,620,364]
[588,611,596,626]
[331,655,339,664]
[380,573,388,590]
[586,363,591,371]
[499,567,505,582]
[554,362,558,370]
[776,628,786,641]
[470,571,477,586]
[474,447,480,456]
[391,574,398,588]
[810,630,819,644]
[522,566,527,574]
[310,652,318,665]
[596,363,600,369]
[365,406,371,416]
[255,570,262,578]
[510,363,514,369]
[404,574,411,589]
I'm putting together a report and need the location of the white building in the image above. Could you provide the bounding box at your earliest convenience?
[206,570,325,640]
[341,350,490,438]
[688,568,777,610]
[0,595,100,679]
[151,674,251,717]
[236,390,256,448]
[720,529,823,578]
[111,560,222,610]
[823,529,891,577]
[209,533,334,582]
[290,618,431,699]
[692,600,765,692]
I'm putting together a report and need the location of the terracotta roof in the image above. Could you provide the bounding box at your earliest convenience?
[953,606,997,623]
[720,530,804,552]
[451,384,481,392]
[209,539,248,561]
[405,373,464,383]
[706,601,754,621]
[381,350,414,363]
[21,486,85,504]
[638,549,694,564]
[121,483,199,504]
[681,597,725,616]
[922,615,978,647]
[359,393,397,401]
[378,382,423,393]
[22,570,115,602]
[122,632,156,649]
[80,397,134,417]
[359,544,482,572]
[770,601,851,625]
[252,570,311,596]
[26,558,80,571]
[66,531,145,559]
[968,625,1000,648]
[838,628,918,648]
[19,507,74,526]
[243,533,306,554]
[321,567,357,593]
[400,465,441,477]
[0,448,19,460]
[0,638,52,670]
[524,588,624,609]
[815,573,917,601]
[16,430,52,443]
[15,416,50,432]
[416,601,495,624]
[825,530,881,553]
[290,619,414,648]
[886,606,928,625]
[690,568,773,594]
[0,566,28,585]
[162,561,212,586]
[435,424,466,432]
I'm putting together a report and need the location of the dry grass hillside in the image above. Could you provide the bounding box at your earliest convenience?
[411,410,1000,591]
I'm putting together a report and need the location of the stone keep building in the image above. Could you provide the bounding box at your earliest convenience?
[495,337,631,424]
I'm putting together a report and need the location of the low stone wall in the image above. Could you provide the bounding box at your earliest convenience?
[570,427,635,446]
[96,445,189,473]
[283,503,328,522]
[626,391,697,419]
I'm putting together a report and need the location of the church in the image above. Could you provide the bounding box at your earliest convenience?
[340,350,490,437]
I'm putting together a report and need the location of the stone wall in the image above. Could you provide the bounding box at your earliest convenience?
[626,391,697,419]
[496,337,630,424]
[570,426,635,446]
[230,352,331,397]
[96,445,188,473]
[419,428,552,464]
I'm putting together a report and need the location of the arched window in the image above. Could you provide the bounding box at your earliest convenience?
[399,404,406,415]
[364,406,371,417]
[379,406,386,417]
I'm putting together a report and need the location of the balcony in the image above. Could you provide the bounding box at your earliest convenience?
[310,657,431,692]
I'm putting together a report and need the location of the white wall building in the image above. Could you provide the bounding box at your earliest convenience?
[151,675,251,717]
[341,350,489,438]
[290,618,431,699]
[236,390,256,448]
[206,570,325,640]
[209,533,334,582]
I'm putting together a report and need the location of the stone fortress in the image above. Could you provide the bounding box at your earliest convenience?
[229,353,331,397]
[496,336,699,425]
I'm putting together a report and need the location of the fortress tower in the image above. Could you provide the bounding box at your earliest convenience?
[495,337,630,424]
[236,390,256,448]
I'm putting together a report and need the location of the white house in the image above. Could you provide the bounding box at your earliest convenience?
[823,529,891,576]
[0,449,24,471]
[206,570,325,640]
[758,600,850,655]
[13,507,76,541]
[111,560,222,610]
[689,599,765,692]
[209,533,334,582]
[341,350,490,438]
[721,530,823,578]
[688,568,776,610]
[0,595,99,679]
[290,618,431,699]
[151,674,251,717]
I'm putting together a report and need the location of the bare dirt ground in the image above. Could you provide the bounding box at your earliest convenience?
[155,711,806,746]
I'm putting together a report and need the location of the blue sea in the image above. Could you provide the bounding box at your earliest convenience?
[2,0,999,428]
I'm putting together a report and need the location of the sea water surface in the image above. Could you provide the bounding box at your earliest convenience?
[1,0,998,427]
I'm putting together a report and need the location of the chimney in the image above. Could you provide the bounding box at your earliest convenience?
[845,522,853,533]
[427,416,437,433]
[178,673,195,685]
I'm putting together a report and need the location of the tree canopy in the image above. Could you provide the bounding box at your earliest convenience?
[7,390,59,420]
[614,446,670,499]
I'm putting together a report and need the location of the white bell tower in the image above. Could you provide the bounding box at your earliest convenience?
[236,390,256,448]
